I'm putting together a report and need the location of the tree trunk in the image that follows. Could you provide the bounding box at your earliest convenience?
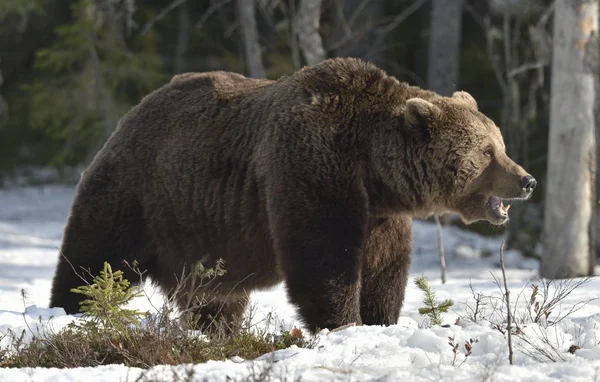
[426,0,464,96]
[174,1,190,74]
[289,0,301,70]
[541,0,598,278]
[596,13,600,260]
[236,0,265,78]
[427,0,464,226]
[0,55,6,122]
[296,0,326,66]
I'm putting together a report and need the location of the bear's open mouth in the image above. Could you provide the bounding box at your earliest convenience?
[488,196,510,220]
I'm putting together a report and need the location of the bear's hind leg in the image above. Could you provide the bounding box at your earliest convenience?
[180,294,249,334]
[360,217,412,326]
[49,189,149,314]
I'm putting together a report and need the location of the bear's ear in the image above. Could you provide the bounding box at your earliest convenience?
[452,91,478,110]
[405,98,442,128]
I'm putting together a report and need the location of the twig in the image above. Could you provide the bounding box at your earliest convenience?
[374,0,429,40]
[330,0,428,55]
[434,215,447,284]
[499,240,513,365]
[328,322,356,333]
[140,0,189,35]
[508,62,548,78]
[331,0,372,40]
[195,0,232,30]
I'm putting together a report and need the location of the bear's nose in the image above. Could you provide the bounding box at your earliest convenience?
[521,175,537,192]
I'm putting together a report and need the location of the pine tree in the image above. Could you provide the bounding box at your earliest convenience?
[70,262,144,332]
[414,275,454,326]
[23,0,167,165]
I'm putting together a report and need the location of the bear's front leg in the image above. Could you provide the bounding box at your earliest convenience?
[360,216,412,326]
[268,184,368,333]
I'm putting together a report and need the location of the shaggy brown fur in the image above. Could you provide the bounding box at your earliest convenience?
[49,58,535,333]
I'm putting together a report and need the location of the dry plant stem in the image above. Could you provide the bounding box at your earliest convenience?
[435,215,447,284]
[499,240,513,365]
[328,322,356,334]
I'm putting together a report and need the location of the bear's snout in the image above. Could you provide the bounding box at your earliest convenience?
[520,175,537,193]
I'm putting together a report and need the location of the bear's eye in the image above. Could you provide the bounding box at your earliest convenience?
[484,148,494,158]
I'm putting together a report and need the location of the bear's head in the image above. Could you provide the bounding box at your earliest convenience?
[372,90,536,226]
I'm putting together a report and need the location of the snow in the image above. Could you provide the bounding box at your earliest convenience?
[1,185,600,381]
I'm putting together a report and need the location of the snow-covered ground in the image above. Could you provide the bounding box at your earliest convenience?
[1,185,600,381]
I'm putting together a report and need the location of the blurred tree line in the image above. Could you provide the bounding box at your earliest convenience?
[0,0,567,256]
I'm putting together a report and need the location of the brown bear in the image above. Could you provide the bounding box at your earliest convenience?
[48,57,536,333]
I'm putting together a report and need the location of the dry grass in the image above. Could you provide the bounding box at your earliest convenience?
[0,319,311,369]
[0,260,316,369]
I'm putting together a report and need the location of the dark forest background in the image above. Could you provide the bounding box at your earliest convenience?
[0,1,591,268]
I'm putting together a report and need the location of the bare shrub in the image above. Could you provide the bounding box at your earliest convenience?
[459,256,596,363]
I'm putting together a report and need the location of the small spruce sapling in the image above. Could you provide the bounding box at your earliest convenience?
[70,262,144,332]
[414,275,454,326]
